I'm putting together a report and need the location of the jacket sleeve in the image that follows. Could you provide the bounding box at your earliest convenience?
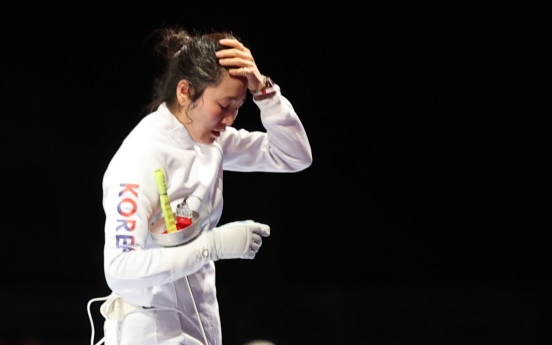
[102,156,211,292]
[219,84,312,172]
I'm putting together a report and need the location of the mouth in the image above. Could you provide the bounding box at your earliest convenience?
[212,127,226,138]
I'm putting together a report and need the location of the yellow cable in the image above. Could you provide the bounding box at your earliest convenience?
[154,167,178,233]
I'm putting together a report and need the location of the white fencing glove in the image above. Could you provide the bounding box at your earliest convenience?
[206,220,270,261]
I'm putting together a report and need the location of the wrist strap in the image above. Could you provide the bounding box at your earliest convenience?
[252,87,276,100]
[251,75,276,100]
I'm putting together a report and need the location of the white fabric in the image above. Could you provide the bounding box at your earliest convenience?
[100,85,312,345]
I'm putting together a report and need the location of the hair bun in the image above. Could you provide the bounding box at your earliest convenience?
[151,27,193,61]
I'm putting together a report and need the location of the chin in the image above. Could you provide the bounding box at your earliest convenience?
[199,137,217,145]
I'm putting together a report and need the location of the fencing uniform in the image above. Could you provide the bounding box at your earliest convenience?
[99,84,312,345]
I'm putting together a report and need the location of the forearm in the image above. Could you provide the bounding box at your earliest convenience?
[257,87,312,170]
[104,231,211,291]
[221,85,313,172]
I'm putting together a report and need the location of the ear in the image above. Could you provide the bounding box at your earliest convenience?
[176,80,190,106]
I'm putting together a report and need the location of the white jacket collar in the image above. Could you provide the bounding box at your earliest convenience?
[154,102,197,149]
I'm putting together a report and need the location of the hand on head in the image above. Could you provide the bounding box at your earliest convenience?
[216,39,266,92]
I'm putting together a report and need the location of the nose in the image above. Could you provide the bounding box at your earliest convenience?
[221,108,237,126]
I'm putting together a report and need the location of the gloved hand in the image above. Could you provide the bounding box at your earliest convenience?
[206,220,270,261]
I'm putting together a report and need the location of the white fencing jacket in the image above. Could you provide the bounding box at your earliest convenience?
[101,84,312,344]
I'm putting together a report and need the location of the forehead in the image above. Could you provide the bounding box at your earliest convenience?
[207,74,247,101]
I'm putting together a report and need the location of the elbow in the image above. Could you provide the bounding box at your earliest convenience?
[291,151,313,172]
[104,260,132,292]
[103,254,141,292]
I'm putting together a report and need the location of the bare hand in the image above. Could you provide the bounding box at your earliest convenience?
[216,39,265,92]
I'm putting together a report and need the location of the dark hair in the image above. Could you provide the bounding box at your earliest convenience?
[143,26,240,114]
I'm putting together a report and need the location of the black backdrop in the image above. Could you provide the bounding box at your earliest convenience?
[1,1,550,344]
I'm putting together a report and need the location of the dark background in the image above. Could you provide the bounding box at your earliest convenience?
[1,1,550,344]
